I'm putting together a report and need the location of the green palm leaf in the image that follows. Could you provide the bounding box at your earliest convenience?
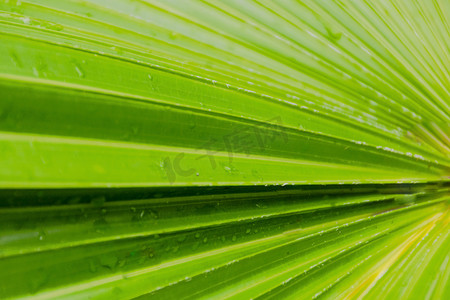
[0,0,449,299]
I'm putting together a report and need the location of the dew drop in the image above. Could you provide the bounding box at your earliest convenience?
[73,63,85,78]
[9,50,23,68]
[38,231,46,241]
[20,16,30,25]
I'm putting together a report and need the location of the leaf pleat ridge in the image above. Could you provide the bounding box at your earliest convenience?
[0,0,449,299]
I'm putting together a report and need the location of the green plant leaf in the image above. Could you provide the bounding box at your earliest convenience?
[0,0,449,299]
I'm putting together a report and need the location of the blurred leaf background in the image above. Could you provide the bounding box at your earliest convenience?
[0,0,449,299]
